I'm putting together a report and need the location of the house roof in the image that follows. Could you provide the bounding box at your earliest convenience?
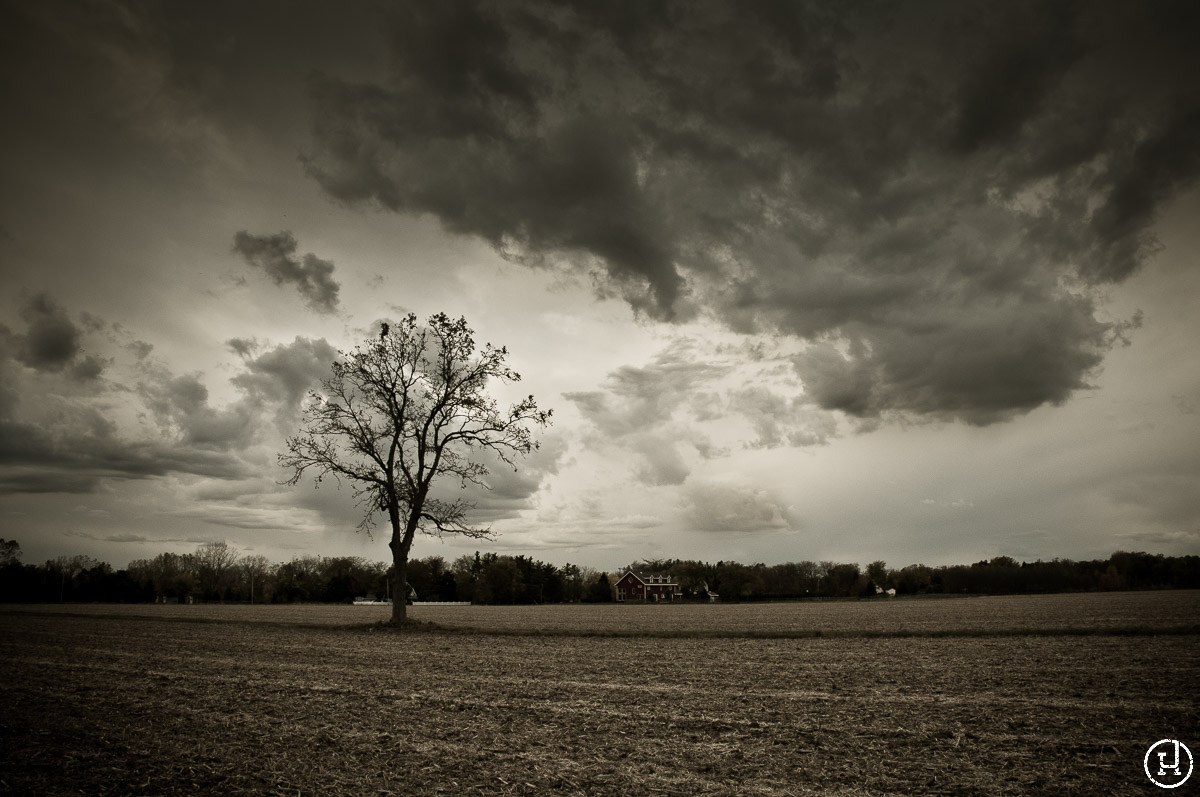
[617,570,679,586]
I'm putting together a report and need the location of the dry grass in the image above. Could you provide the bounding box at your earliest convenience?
[1,598,1197,795]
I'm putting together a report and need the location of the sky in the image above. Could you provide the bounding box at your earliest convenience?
[2,0,1199,573]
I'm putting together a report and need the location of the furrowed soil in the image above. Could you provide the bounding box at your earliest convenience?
[1,594,1197,796]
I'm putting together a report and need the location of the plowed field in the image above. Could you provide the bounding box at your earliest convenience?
[10,589,1200,635]
[1,594,1197,795]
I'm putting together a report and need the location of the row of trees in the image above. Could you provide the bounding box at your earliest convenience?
[408,552,613,604]
[633,552,1200,600]
[0,539,612,605]
[2,538,1198,604]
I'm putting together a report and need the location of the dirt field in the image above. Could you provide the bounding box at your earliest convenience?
[11,589,1200,635]
[2,595,1197,795]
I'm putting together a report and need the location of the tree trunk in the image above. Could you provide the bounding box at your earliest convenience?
[388,497,422,626]
[390,547,408,625]
[387,501,408,626]
[389,522,419,626]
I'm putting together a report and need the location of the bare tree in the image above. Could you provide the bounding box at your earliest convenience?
[280,313,551,625]
[193,541,240,600]
[0,538,21,566]
[866,560,889,586]
[49,554,102,602]
[239,555,272,603]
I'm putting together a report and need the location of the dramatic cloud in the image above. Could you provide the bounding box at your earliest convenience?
[567,336,840,484]
[791,290,1117,425]
[0,410,248,495]
[232,231,341,314]
[0,297,340,495]
[565,339,730,484]
[226,337,260,359]
[15,294,81,370]
[0,349,248,494]
[0,294,106,383]
[305,0,1200,425]
[140,372,259,452]
[2,0,1196,567]
[143,335,339,449]
[566,341,728,437]
[728,386,838,448]
[231,336,339,431]
[452,432,569,523]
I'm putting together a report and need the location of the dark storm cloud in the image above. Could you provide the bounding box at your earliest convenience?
[141,373,258,452]
[126,340,154,360]
[305,0,1200,425]
[0,411,248,495]
[792,291,1117,425]
[0,296,109,392]
[225,337,259,359]
[15,294,80,371]
[949,2,1085,154]
[0,470,106,495]
[0,294,108,382]
[232,231,341,314]
[70,354,107,382]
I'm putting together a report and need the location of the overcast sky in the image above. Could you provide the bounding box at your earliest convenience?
[2,0,1198,572]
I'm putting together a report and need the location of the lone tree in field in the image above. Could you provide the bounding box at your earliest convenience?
[280,313,551,625]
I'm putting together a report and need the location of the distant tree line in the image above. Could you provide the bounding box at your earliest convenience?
[0,539,613,605]
[636,553,1200,600]
[1,538,1197,604]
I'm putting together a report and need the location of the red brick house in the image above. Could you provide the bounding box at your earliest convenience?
[615,571,682,602]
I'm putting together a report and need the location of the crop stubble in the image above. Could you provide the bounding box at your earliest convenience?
[1,597,1197,796]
